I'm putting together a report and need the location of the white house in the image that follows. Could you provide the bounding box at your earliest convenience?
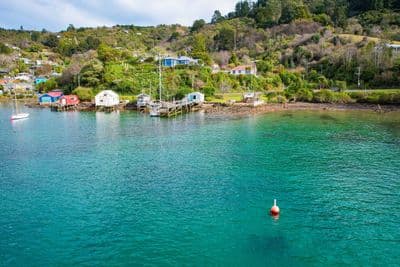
[187,92,205,104]
[95,90,120,107]
[230,65,257,76]
[15,73,32,82]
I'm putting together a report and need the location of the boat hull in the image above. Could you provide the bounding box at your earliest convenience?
[11,113,30,120]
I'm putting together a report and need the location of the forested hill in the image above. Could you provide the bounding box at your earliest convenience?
[1,0,400,103]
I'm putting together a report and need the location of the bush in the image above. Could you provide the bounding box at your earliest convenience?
[313,14,333,26]
[37,78,58,93]
[72,87,94,102]
[314,90,353,103]
[333,80,347,92]
[313,89,335,103]
[201,86,216,97]
[335,92,353,104]
[296,88,313,102]
[0,42,12,54]
[174,87,192,100]
[350,92,400,105]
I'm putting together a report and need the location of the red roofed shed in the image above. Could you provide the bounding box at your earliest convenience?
[59,95,80,106]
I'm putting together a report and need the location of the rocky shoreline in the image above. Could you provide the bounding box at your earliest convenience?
[202,102,400,118]
[3,98,399,117]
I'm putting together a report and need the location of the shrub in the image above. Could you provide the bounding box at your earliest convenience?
[349,91,400,104]
[201,86,216,97]
[334,92,353,104]
[296,88,313,102]
[313,89,335,103]
[72,87,94,101]
[36,78,58,93]
[174,87,192,100]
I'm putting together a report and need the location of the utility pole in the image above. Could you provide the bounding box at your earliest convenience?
[234,28,237,51]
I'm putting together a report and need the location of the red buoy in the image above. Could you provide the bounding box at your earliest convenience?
[270,199,280,216]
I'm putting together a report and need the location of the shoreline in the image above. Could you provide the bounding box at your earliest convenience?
[2,98,399,117]
[202,102,400,118]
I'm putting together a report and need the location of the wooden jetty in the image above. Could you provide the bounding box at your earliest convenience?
[151,99,199,117]
[50,103,78,112]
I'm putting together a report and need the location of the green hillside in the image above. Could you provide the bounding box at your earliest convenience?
[1,0,400,104]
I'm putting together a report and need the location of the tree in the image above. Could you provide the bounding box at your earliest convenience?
[190,34,211,65]
[72,87,94,101]
[235,1,251,17]
[67,24,75,31]
[280,0,310,24]
[191,19,206,32]
[0,43,12,54]
[36,78,58,93]
[229,53,239,66]
[42,34,59,48]
[97,43,121,62]
[83,36,101,50]
[80,59,104,87]
[31,31,40,42]
[214,27,235,51]
[255,0,282,27]
[211,10,224,24]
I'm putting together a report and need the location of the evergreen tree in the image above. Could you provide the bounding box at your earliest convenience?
[191,19,206,33]
[190,34,211,65]
[211,10,224,24]
[235,1,252,17]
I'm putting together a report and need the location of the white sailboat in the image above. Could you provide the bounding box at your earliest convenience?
[11,91,29,120]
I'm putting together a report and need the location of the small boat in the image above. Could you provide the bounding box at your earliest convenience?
[11,91,29,120]
[11,113,30,120]
[149,102,161,117]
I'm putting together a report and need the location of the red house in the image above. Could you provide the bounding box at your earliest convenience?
[59,95,80,106]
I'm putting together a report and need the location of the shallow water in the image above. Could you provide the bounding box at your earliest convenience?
[1,105,400,266]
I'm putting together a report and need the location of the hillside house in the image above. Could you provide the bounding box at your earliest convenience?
[230,65,257,76]
[162,56,199,67]
[35,77,48,85]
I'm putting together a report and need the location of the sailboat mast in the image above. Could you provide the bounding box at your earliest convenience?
[14,90,19,114]
[158,54,162,102]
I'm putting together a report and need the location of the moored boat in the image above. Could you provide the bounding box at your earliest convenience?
[11,91,29,121]
[11,113,29,120]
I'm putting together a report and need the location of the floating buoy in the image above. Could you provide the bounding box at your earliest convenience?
[270,199,280,216]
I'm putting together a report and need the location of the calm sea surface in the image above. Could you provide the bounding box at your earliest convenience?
[1,104,399,266]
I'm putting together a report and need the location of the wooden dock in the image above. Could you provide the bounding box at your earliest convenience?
[50,104,78,112]
[156,100,199,117]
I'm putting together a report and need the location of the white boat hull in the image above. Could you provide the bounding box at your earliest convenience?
[149,109,160,117]
[11,113,30,120]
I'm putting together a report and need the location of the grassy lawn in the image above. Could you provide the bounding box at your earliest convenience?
[206,93,244,103]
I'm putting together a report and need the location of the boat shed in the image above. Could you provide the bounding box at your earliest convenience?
[39,90,63,105]
[59,95,80,106]
[95,90,119,107]
[187,92,205,104]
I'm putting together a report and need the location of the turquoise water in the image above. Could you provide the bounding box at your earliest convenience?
[1,104,400,266]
